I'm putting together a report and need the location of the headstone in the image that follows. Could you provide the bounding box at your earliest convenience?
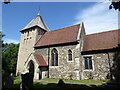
[2,72,14,88]
[58,79,65,87]
[21,72,34,90]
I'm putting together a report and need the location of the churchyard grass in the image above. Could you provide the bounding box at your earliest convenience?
[13,79,103,89]
[42,78,108,83]
[14,76,108,84]
[3,77,108,89]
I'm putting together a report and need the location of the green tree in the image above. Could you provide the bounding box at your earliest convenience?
[2,43,19,75]
[1,32,19,88]
[1,31,19,75]
[109,0,120,11]
[0,31,5,46]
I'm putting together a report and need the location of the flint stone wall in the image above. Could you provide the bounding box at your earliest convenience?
[35,44,80,80]
[82,52,115,80]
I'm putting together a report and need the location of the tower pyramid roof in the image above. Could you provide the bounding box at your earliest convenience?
[21,12,49,31]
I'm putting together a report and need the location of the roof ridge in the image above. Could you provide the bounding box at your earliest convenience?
[86,29,119,36]
[48,24,80,33]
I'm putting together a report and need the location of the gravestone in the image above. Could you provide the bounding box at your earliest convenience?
[21,72,34,90]
[2,72,14,88]
[58,79,65,87]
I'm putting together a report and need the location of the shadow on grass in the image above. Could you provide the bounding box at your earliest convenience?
[34,82,100,89]
[2,81,119,90]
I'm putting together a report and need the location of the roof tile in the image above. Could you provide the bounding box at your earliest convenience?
[34,53,48,66]
[83,29,119,51]
[35,24,80,47]
[21,15,49,31]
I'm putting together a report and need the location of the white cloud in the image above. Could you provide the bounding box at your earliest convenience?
[3,38,19,44]
[74,2,118,34]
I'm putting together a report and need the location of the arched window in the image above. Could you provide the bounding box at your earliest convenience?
[51,48,58,66]
[68,49,72,61]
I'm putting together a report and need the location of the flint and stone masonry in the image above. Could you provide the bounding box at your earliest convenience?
[16,12,119,80]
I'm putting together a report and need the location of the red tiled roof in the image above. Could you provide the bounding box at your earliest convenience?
[118,29,120,45]
[34,53,48,66]
[35,24,80,47]
[83,29,119,51]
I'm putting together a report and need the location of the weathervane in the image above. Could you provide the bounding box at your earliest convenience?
[38,6,40,15]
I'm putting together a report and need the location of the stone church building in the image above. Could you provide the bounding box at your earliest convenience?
[16,12,120,80]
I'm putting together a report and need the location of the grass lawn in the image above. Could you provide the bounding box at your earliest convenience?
[2,77,110,90]
[13,80,103,89]
[42,78,108,83]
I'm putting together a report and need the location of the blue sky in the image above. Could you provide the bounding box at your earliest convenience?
[2,2,118,44]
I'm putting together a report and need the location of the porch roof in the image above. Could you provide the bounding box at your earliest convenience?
[34,53,48,66]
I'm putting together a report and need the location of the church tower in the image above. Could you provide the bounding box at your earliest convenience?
[16,12,49,75]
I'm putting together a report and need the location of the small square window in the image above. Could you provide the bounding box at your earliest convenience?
[84,56,93,69]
